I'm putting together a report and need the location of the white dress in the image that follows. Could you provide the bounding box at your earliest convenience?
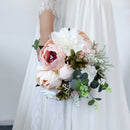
[13,0,130,130]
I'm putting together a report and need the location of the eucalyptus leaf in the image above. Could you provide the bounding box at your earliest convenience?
[88,99,95,105]
[80,73,88,80]
[95,98,102,101]
[75,80,81,91]
[90,80,99,89]
[73,70,81,78]
[70,79,77,90]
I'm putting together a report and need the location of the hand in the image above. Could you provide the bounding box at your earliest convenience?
[37,37,49,61]
[37,46,41,61]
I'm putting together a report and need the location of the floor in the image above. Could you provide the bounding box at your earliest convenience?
[0,126,12,130]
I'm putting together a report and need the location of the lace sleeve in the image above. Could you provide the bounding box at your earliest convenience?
[39,0,57,16]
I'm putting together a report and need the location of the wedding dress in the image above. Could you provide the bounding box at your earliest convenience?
[13,0,130,130]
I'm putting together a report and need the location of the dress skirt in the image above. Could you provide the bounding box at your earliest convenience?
[13,0,130,130]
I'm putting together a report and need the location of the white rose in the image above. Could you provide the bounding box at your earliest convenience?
[59,64,74,81]
[36,70,62,89]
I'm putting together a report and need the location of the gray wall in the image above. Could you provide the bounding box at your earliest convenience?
[0,0,39,124]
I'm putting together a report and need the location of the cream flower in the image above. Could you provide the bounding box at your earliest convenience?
[51,28,87,56]
[59,64,74,81]
[36,70,62,89]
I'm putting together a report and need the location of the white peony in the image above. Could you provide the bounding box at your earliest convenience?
[59,64,74,81]
[81,65,97,84]
[51,28,86,56]
[36,70,62,89]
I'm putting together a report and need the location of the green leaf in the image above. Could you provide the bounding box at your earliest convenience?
[94,102,98,110]
[81,79,89,85]
[76,58,83,62]
[55,70,58,74]
[70,79,77,90]
[80,73,88,80]
[98,82,109,92]
[80,91,89,98]
[85,92,89,97]
[70,60,75,66]
[57,87,64,90]
[101,82,109,90]
[88,99,95,105]
[98,85,102,92]
[102,84,108,90]
[76,51,81,57]
[80,84,88,91]
[75,80,81,91]
[64,96,68,100]
[73,70,81,78]
[32,45,36,49]
[90,80,99,89]
[94,73,102,80]
[32,39,40,50]
[106,88,112,93]
[70,49,75,56]
[95,98,102,101]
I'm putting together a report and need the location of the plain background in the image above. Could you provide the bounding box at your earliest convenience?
[0,0,130,124]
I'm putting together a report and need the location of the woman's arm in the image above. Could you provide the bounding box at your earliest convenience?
[37,0,57,60]
[37,10,54,60]
[39,10,54,45]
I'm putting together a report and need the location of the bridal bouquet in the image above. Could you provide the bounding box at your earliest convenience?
[32,28,111,109]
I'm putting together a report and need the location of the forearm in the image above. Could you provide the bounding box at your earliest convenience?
[39,10,54,45]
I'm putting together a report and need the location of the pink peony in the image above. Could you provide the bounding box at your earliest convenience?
[36,71,62,89]
[39,39,66,71]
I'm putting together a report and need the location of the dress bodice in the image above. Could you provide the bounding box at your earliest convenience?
[39,0,112,31]
[39,0,57,16]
